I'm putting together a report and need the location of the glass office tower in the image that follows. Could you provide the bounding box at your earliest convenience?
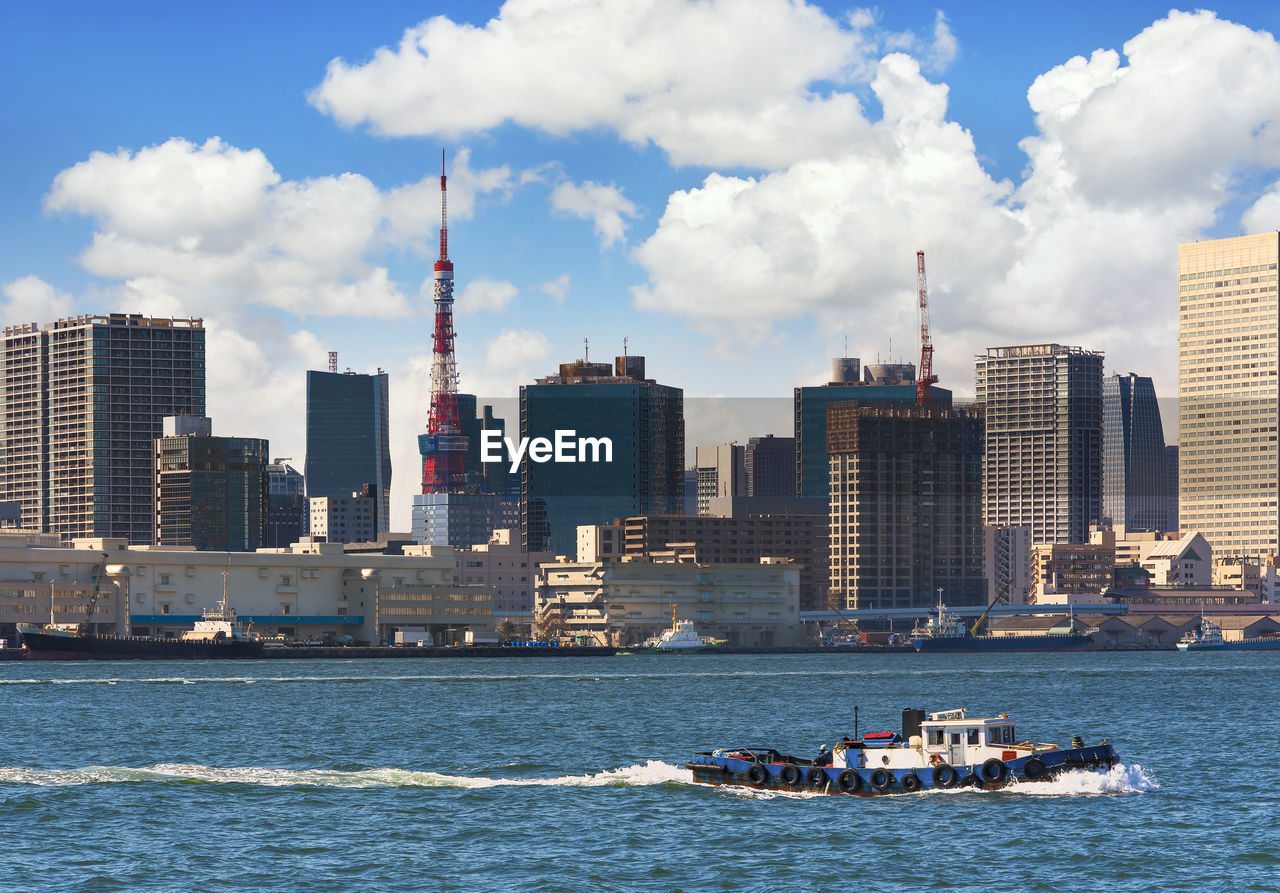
[521,356,683,555]
[304,369,391,535]
[1103,373,1168,532]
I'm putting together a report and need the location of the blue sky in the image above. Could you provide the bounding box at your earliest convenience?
[3,1,1280,529]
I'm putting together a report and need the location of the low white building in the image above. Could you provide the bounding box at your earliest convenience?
[455,528,555,628]
[536,555,805,647]
[0,534,492,645]
[1141,532,1211,587]
[310,490,377,545]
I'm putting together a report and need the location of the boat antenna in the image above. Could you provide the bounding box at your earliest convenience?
[854,705,859,741]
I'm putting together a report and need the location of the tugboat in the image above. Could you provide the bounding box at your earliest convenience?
[20,569,264,660]
[635,607,726,653]
[909,591,1095,653]
[1176,617,1280,652]
[687,708,1118,795]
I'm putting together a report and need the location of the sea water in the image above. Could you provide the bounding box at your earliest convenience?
[0,651,1275,892]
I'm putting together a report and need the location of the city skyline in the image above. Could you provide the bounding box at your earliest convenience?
[3,2,1280,530]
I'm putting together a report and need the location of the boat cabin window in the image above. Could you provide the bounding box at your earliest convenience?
[927,730,944,746]
[987,725,1015,744]
[949,732,961,745]
[966,729,979,745]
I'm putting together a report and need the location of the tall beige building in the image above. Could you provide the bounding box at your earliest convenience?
[1178,232,1280,557]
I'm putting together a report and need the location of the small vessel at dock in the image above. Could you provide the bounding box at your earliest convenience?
[633,608,726,653]
[687,707,1117,795]
[1176,617,1280,652]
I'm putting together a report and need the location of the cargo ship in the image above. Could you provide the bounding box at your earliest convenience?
[908,599,1095,653]
[688,707,1117,795]
[20,576,264,660]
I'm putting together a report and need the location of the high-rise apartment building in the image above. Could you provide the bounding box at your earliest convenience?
[521,355,683,555]
[794,357,950,499]
[304,369,391,535]
[155,416,269,551]
[1103,373,1168,532]
[1178,232,1280,557]
[0,313,205,543]
[827,403,985,610]
[976,344,1103,545]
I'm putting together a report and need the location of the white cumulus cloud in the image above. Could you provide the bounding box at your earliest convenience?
[538,273,571,303]
[549,180,639,248]
[1,276,74,327]
[457,278,518,315]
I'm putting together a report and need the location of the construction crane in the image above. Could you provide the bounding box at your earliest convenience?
[82,552,109,635]
[916,250,938,405]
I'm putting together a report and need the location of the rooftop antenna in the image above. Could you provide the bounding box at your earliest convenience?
[623,336,628,359]
[328,351,338,374]
[584,337,589,363]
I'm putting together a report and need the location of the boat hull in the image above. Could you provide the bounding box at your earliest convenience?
[912,634,1095,653]
[1176,637,1280,652]
[687,744,1117,795]
[20,630,264,660]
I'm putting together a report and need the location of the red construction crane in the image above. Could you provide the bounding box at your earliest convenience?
[916,250,938,405]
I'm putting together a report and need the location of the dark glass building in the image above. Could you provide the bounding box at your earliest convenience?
[745,434,796,498]
[521,355,683,554]
[794,359,950,499]
[1103,373,1168,532]
[155,417,269,551]
[266,459,307,548]
[305,369,391,534]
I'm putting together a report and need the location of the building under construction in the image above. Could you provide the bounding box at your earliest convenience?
[827,402,985,611]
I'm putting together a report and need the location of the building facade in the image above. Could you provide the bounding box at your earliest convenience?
[304,369,392,535]
[1178,232,1280,558]
[266,459,307,549]
[0,313,206,544]
[984,525,1032,606]
[1103,373,1169,532]
[745,435,795,498]
[454,528,555,622]
[620,510,829,611]
[827,404,985,610]
[154,416,269,552]
[694,444,746,515]
[0,534,488,645]
[310,486,378,545]
[976,344,1103,544]
[521,355,683,555]
[794,357,950,499]
[534,556,804,647]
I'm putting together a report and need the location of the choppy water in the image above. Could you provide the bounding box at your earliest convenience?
[1,652,1275,891]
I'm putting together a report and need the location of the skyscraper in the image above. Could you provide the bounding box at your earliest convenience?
[794,357,950,499]
[304,369,391,535]
[976,344,1103,545]
[521,355,683,554]
[828,403,985,610]
[155,416,269,551]
[1178,231,1280,557]
[0,313,205,543]
[1102,373,1168,532]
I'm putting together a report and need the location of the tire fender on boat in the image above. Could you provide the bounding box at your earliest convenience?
[932,763,958,788]
[1022,757,1047,780]
[779,764,802,787]
[806,767,828,788]
[980,758,1008,783]
[901,772,922,792]
[869,768,893,792]
[836,768,861,793]
[747,764,770,785]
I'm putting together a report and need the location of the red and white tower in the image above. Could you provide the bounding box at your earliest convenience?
[420,150,468,493]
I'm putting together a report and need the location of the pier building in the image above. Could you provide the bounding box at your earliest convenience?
[0,534,491,646]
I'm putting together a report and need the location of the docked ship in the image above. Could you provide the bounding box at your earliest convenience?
[633,611,726,653]
[1176,618,1280,652]
[20,579,264,661]
[687,707,1117,795]
[909,599,1095,653]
